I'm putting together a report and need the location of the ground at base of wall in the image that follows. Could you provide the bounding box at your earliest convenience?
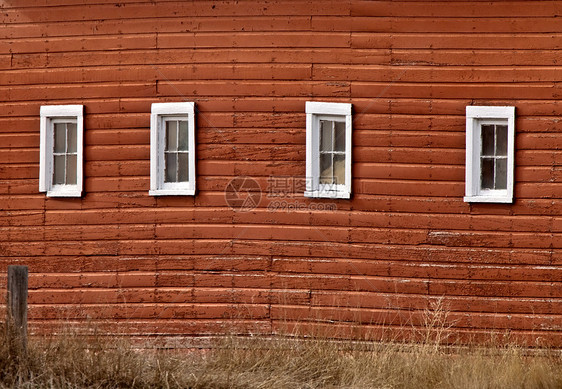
[2,327,562,389]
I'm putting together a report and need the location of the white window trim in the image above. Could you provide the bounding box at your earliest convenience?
[39,105,84,197]
[464,106,515,203]
[305,101,352,199]
[150,102,196,196]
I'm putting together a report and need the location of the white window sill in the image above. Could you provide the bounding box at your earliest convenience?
[46,187,82,198]
[304,190,350,199]
[463,196,513,204]
[150,189,195,196]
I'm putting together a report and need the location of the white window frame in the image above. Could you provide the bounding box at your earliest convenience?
[39,105,84,197]
[305,101,352,199]
[150,102,196,196]
[464,106,515,203]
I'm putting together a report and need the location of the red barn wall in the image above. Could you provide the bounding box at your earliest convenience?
[1,0,561,346]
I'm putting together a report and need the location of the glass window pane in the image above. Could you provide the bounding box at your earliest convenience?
[54,123,66,153]
[333,154,346,186]
[67,123,77,153]
[495,125,508,156]
[166,121,177,152]
[480,157,494,189]
[53,155,65,184]
[320,120,332,152]
[334,121,346,152]
[178,152,188,182]
[481,124,495,156]
[178,120,188,151]
[319,153,333,185]
[495,158,507,190]
[66,155,77,185]
[165,153,177,182]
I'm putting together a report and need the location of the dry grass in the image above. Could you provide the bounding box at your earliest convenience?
[1,298,561,388]
[1,320,562,389]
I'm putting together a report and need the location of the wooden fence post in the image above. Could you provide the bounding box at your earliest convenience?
[7,265,28,351]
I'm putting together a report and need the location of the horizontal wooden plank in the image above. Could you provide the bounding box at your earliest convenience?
[319,17,562,33]
[271,258,562,282]
[351,82,561,100]
[5,16,312,38]
[351,1,562,18]
[158,32,351,49]
[1,82,156,102]
[28,302,270,320]
[314,65,562,83]
[0,34,156,54]
[28,318,271,336]
[2,234,562,258]
[1,207,558,233]
[352,33,562,50]
[3,191,562,215]
[3,97,562,118]
[154,80,348,98]
[311,291,562,315]
[25,286,309,305]
[7,48,562,73]
[13,284,562,316]
[1,64,313,85]
[4,49,388,71]
[389,49,562,67]
[2,1,349,24]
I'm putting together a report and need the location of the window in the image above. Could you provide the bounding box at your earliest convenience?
[305,101,352,199]
[150,102,196,196]
[465,106,515,203]
[39,105,84,197]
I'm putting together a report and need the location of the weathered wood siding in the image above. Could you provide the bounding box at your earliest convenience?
[1,0,561,346]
